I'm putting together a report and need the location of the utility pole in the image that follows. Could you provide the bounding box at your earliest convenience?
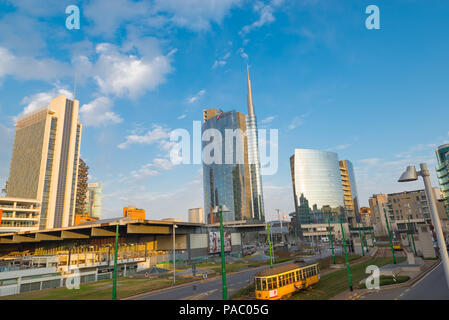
[358,223,365,256]
[267,223,273,268]
[408,216,417,256]
[384,213,397,264]
[112,222,119,300]
[328,219,335,264]
[173,224,177,286]
[218,205,227,300]
[276,209,282,243]
[340,220,353,292]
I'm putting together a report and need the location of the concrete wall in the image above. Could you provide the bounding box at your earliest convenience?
[155,234,187,250]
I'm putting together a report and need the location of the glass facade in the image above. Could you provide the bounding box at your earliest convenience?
[436,144,449,217]
[340,160,360,225]
[86,182,103,219]
[202,109,264,224]
[290,149,345,226]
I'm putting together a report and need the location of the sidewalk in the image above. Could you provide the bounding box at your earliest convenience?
[331,259,441,300]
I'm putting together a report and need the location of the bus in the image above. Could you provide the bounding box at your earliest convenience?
[254,263,319,300]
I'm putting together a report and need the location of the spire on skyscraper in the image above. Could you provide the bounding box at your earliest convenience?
[247,64,255,116]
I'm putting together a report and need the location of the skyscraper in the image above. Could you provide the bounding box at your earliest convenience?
[86,182,103,219]
[202,66,265,224]
[6,95,82,229]
[290,149,345,227]
[436,144,449,218]
[245,65,264,222]
[339,160,360,226]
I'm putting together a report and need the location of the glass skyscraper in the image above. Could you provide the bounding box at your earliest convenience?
[436,144,449,218]
[202,66,264,224]
[290,149,345,227]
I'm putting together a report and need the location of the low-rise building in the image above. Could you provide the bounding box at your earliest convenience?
[74,213,99,226]
[123,206,146,220]
[0,197,40,233]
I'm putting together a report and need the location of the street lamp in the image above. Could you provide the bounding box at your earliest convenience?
[213,205,230,300]
[173,224,178,286]
[398,163,449,289]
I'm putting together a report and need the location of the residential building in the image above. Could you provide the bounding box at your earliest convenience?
[290,149,345,232]
[86,182,102,219]
[339,160,360,226]
[369,189,448,236]
[123,207,146,220]
[6,95,82,230]
[0,197,40,233]
[188,208,204,224]
[436,144,449,218]
[202,66,264,224]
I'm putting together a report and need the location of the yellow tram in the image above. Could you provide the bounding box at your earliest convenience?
[393,240,402,250]
[254,263,319,300]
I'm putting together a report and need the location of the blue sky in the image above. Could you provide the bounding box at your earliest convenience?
[0,0,448,221]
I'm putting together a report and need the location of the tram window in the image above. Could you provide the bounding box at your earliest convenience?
[262,279,267,290]
[282,275,286,286]
[272,277,277,289]
[255,278,261,291]
[267,278,273,290]
[289,272,293,283]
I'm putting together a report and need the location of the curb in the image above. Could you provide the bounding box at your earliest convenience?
[355,259,441,298]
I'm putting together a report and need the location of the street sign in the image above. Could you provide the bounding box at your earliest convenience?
[202,273,207,279]
[145,272,149,278]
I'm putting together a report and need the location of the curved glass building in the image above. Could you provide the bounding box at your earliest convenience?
[290,149,345,226]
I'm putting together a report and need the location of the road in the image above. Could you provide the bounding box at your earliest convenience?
[136,246,338,300]
[134,243,346,300]
[361,262,449,300]
[136,263,271,300]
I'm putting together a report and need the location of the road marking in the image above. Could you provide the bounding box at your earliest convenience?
[411,261,441,289]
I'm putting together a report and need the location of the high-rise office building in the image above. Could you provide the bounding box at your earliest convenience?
[86,182,102,219]
[436,144,449,218]
[202,66,264,224]
[188,208,204,224]
[339,160,360,226]
[6,95,82,230]
[290,149,345,228]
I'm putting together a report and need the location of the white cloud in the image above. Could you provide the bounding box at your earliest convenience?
[187,89,206,104]
[177,114,187,120]
[238,48,248,60]
[91,43,175,99]
[118,124,171,149]
[0,47,71,82]
[153,0,242,31]
[79,96,123,127]
[18,87,73,120]
[212,60,227,69]
[261,116,276,124]
[240,0,284,36]
[152,158,174,170]
[130,164,160,180]
[84,0,151,37]
[288,116,305,130]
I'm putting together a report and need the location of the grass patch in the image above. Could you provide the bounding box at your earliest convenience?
[0,275,195,300]
[230,283,255,300]
[289,256,405,300]
[359,275,410,289]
